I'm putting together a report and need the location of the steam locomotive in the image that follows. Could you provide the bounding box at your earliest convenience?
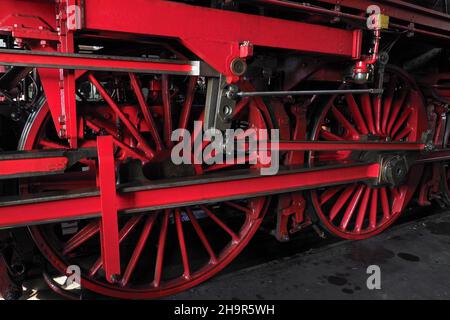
[0,0,448,299]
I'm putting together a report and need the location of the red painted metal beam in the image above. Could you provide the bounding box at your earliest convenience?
[83,0,355,56]
[0,163,380,229]
[82,0,358,76]
[276,141,425,151]
[0,0,57,34]
[0,141,422,181]
[0,148,100,180]
[0,149,96,180]
[0,49,200,75]
[97,136,121,283]
[0,157,68,179]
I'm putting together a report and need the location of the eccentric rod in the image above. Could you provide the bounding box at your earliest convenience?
[235,88,383,98]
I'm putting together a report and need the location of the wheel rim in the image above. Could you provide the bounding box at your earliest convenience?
[20,75,272,299]
[440,141,450,203]
[309,66,427,240]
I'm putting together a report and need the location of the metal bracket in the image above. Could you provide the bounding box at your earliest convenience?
[376,52,389,96]
[204,75,237,131]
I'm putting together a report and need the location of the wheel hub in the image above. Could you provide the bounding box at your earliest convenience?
[380,155,409,187]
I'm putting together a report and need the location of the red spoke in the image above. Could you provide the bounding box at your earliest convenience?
[203,153,258,173]
[224,201,253,215]
[331,106,359,137]
[316,151,349,162]
[390,108,412,138]
[175,209,191,280]
[329,184,356,222]
[380,187,391,222]
[320,185,345,205]
[391,187,400,199]
[381,75,397,134]
[86,120,148,162]
[110,139,148,162]
[88,215,143,277]
[320,130,344,141]
[85,117,118,137]
[387,89,408,135]
[186,208,217,264]
[129,73,164,151]
[373,95,382,134]
[340,184,365,230]
[63,221,100,255]
[88,74,155,159]
[179,76,198,130]
[345,94,369,135]
[162,75,173,147]
[354,187,371,232]
[153,209,170,288]
[394,126,412,141]
[369,188,379,230]
[120,215,157,287]
[39,139,69,150]
[200,205,240,242]
[360,93,376,134]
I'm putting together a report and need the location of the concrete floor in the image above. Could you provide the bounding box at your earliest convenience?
[9,207,450,300]
[171,210,450,300]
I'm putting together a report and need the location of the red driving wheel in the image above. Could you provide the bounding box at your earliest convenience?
[20,74,272,299]
[308,66,427,240]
